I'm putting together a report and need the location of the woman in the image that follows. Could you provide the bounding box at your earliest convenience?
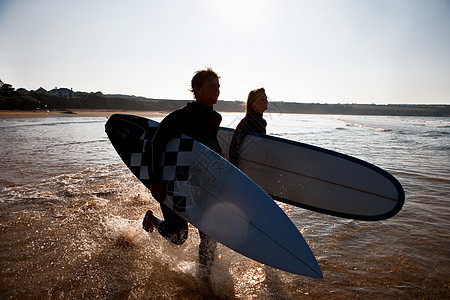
[229,88,268,167]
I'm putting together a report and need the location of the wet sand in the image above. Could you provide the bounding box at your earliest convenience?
[0,109,169,119]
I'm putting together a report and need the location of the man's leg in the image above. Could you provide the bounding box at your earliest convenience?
[143,203,188,245]
[198,230,217,282]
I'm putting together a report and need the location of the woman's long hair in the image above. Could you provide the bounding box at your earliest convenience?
[246,88,265,113]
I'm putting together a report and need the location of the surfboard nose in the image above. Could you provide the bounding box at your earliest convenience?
[309,262,323,279]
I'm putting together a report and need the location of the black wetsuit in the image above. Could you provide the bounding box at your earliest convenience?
[149,100,222,278]
[229,112,267,167]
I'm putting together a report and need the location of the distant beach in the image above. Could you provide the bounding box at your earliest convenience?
[1,87,449,117]
[0,109,169,119]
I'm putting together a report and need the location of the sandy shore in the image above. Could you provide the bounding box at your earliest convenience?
[0,109,170,119]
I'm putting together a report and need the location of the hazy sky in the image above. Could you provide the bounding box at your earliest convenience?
[1,0,449,104]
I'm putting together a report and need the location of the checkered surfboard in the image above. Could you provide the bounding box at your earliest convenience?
[110,116,196,213]
[105,113,323,278]
[160,136,195,212]
[119,117,157,188]
[105,114,219,213]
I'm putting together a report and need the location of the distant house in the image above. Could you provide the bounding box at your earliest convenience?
[49,87,74,98]
[35,87,48,94]
[0,83,14,92]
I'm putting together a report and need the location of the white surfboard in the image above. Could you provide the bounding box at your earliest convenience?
[218,128,405,221]
[105,114,323,278]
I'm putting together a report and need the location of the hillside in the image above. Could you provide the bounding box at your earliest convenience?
[0,86,448,117]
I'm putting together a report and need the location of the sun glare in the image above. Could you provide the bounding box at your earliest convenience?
[214,0,270,30]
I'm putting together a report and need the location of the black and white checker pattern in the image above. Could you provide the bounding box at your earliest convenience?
[160,135,195,212]
[122,119,195,212]
[126,120,157,187]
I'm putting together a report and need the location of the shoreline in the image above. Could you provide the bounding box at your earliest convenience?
[0,109,170,119]
[1,108,448,119]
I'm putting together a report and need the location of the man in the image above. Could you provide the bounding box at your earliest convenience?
[142,67,222,282]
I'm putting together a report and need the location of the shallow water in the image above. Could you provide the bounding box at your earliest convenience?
[0,113,449,299]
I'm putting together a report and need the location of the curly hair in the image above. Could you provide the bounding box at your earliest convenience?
[190,67,220,99]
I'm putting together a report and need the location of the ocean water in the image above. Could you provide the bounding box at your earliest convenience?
[0,112,449,299]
